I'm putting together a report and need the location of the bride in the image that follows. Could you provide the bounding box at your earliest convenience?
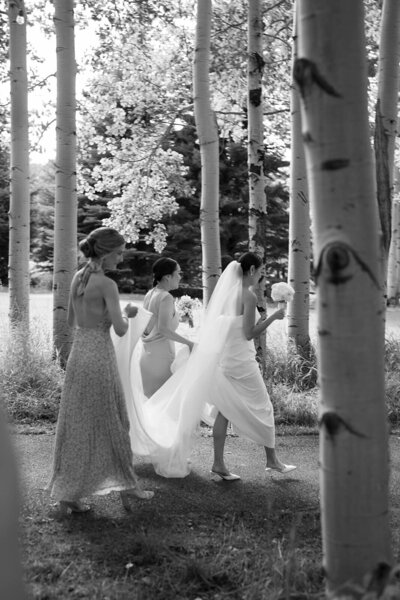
[113,252,296,479]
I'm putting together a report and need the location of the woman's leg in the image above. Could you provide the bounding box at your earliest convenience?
[212,412,229,473]
[265,446,296,473]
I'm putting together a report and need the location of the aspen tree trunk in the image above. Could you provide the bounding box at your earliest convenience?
[53,0,77,365]
[296,0,391,590]
[392,166,400,299]
[387,196,400,303]
[287,0,310,354]
[8,0,30,326]
[193,0,221,305]
[247,0,267,372]
[375,0,400,297]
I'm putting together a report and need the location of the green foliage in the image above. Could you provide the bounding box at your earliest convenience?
[0,320,63,422]
[384,336,400,428]
[5,307,400,430]
[266,333,318,392]
[270,384,319,428]
[30,163,56,268]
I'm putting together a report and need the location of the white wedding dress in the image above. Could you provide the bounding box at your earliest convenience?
[112,261,275,478]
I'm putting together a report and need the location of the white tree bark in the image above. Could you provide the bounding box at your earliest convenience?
[297,0,391,590]
[387,196,400,302]
[287,1,310,353]
[392,166,400,298]
[378,0,400,301]
[193,0,221,305]
[247,0,267,370]
[8,0,30,325]
[248,0,266,256]
[53,0,77,364]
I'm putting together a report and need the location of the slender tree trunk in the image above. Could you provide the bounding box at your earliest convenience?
[193,0,221,305]
[8,0,30,326]
[377,0,400,300]
[387,195,400,303]
[287,0,310,353]
[296,0,391,590]
[53,0,77,365]
[392,166,400,299]
[247,0,267,371]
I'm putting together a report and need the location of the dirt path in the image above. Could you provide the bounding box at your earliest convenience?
[13,430,400,527]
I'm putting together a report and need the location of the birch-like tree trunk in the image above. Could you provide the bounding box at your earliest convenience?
[8,0,30,326]
[193,0,220,305]
[287,0,310,353]
[377,0,400,301]
[387,195,400,303]
[296,0,391,590]
[247,0,267,371]
[392,166,400,299]
[53,0,77,364]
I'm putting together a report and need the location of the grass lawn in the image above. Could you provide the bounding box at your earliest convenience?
[2,290,400,598]
[18,433,324,600]
[2,289,400,334]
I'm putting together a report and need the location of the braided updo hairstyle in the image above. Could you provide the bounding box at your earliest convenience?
[152,257,178,287]
[237,252,263,275]
[79,227,125,260]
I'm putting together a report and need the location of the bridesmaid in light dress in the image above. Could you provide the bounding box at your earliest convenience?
[140,258,194,397]
[48,227,153,514]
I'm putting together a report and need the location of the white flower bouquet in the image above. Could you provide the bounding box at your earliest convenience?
[175,295,202,328]
[271,282,295,312]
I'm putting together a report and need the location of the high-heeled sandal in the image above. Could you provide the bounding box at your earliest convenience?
[210,469,241,481]
[265,464,297,474]
[120,488,154,511]
[59,500,91,515]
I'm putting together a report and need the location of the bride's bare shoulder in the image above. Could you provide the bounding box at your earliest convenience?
[242,287,257,303]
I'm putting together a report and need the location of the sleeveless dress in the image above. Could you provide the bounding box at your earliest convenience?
[48,315,139,502]
[203,314,275,447]
[113,306,276,477]
[139,289,180,397]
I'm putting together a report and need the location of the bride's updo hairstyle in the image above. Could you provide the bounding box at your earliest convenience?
[152,257,178,287]
[79,227,125,260]
[238,252,263,275]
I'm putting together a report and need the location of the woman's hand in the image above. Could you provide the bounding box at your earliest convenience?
[186,340,195,352]
[123,303,138,319]
[272,308,286,321]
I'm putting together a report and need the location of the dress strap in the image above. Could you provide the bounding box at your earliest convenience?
[76,261,102,296]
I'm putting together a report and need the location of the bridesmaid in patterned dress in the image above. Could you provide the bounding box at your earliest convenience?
[48,227,153,515]
[140,258,194,397]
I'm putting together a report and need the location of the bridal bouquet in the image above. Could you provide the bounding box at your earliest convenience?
[271,282,295,311]
[175,295,202,328]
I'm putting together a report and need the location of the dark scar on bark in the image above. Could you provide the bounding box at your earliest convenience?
[321,159,350,170]
[293,58,342,99]
[319,412,366,438]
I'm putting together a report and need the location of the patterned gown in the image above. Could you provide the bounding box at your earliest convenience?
[48,315,138,502]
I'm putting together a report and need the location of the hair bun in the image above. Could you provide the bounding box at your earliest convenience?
[79,238,95,258]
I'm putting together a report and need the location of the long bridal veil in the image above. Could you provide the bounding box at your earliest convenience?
[112,261,243,478]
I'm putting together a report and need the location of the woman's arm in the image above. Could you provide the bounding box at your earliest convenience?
[157,294,194,349]
[243,289,285,340]
[67,274,78,328]
[103,278,130,337]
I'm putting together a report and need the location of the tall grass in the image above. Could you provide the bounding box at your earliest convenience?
[2,294,400,428]
[0,317,63,422]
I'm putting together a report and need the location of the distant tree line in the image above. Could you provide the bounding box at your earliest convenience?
[0,115,289,293]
